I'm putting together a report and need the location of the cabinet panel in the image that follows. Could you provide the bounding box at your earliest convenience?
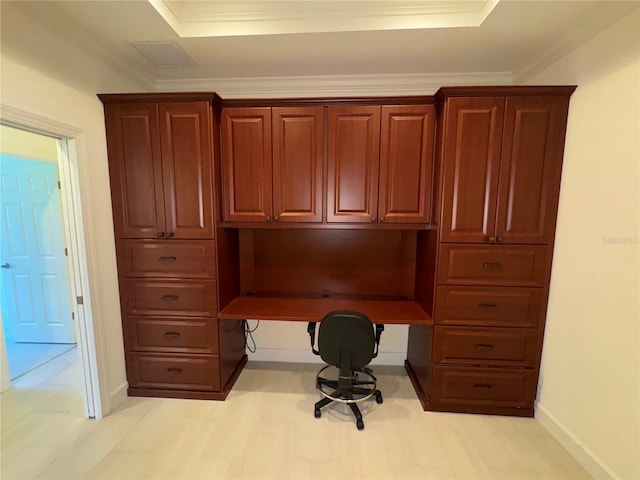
[159,103,215,239]
[440,98,505,243]
[433,326,539,367]
[272,107,324,223]
[432,366,537,409]
[435,286,543,327]
[327,106,381,223]
[496,97,569,244]
[379,105,435,224]
[126,352,220,391]
[105,103,165,239]
[117,240,215,278]
[124,317,219,354]
[121,278,218,317]
[438,244,548,287]
[221,108,272,222]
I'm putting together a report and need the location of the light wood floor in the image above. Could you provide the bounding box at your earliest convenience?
[1,349,591,480]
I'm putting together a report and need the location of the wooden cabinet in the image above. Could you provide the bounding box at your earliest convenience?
[328,104,435,224]
[100,93,246,402]
[440,96,569,244]
[105,101,214,240]
[407,86,574,417]
[221,107,323,223]
[223,102,435,226]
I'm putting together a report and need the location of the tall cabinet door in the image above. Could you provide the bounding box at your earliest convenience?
[379,105,435,224]
[440,98,505,243]
[495,96,570,244]
[221,108,272,223]
[272,107,324,223]
[105,103,165,239]
[327,106,381,223]
[159,102,215,239]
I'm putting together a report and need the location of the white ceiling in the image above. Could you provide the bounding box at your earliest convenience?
[6,0,639,96]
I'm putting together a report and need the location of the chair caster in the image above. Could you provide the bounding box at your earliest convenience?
[376,393,383,404]
[356,420,364,430]
[314,408,321,418]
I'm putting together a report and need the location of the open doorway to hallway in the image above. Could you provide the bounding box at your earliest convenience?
[0,125,77,381]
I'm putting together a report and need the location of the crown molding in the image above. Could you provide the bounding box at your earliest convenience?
[512,3,637,83]
[155,72,513,98]
[14,2,156,92]
[150,0,500,37]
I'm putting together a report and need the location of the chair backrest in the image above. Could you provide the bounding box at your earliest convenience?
[317,311,375,369]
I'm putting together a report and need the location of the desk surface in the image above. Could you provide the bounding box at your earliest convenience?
[218,296,433,325]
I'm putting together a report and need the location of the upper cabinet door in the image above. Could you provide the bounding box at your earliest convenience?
[379,105,435,224]
[327,106,381,223]
[221,108,273,223]
[105,103,165,239]
[272,107,324,223]
[440,98,505,243]
[159,102,215,239]
[495,96,570,244]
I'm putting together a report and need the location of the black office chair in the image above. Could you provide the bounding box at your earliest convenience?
[307,310,384,430]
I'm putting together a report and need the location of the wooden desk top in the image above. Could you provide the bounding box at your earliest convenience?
[218,296,433,325]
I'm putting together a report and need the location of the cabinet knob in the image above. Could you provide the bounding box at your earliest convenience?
[371,217,376,223]
[156,232,165,238]
[266,216,271,222]
[166,232,175,238]
[487,236,496,243]
[380,217,385,223]
[274,216,279,222]
[497,236,505,243]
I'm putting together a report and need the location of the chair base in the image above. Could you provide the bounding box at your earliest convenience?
[314,365,383,430]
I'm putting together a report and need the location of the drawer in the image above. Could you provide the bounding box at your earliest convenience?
[433,326,539,367]
[435,286,544,327]
[121,279,217,317]
[432,365,537,409]
[124,317,219,354]
[117,240,215,278]
[126,352,220,391]
[438,245,548,286]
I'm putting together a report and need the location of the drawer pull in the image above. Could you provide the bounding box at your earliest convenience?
[475,343,494,350]
[159,256,177,263]
[164,331,181,338]
[473,383,492,389]
[482,262,503,270]
[166,367,182,375]
[161,295,178,302]
[478,303,497,309]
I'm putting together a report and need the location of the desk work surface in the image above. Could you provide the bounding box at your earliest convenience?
[218,296,433,325]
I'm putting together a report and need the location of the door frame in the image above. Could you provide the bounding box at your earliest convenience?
[0,104,103,418]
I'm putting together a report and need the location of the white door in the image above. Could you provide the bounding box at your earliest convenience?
[0,154,75,343]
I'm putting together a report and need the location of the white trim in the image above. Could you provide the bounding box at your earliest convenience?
[512,3,637,84]
[110,381,129,409]
[156,71,513,98]
[535,403,617,479]
[0,104,104,419]
[248,348,406,367]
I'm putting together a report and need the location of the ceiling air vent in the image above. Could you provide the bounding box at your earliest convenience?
[130,41,195,67]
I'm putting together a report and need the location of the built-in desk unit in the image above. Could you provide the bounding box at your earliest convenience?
[100,86,574,416]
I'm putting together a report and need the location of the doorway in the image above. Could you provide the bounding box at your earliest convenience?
[0,127,76,378]
[0,119,100,418]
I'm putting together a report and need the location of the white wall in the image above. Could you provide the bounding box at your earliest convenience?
[0,4,144,413]
[0,125,58,163]
[526,8,639,480]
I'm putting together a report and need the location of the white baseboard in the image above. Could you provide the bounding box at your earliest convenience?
[535,402,617,479]
[247,348,406,366]
[109,381,129,415]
